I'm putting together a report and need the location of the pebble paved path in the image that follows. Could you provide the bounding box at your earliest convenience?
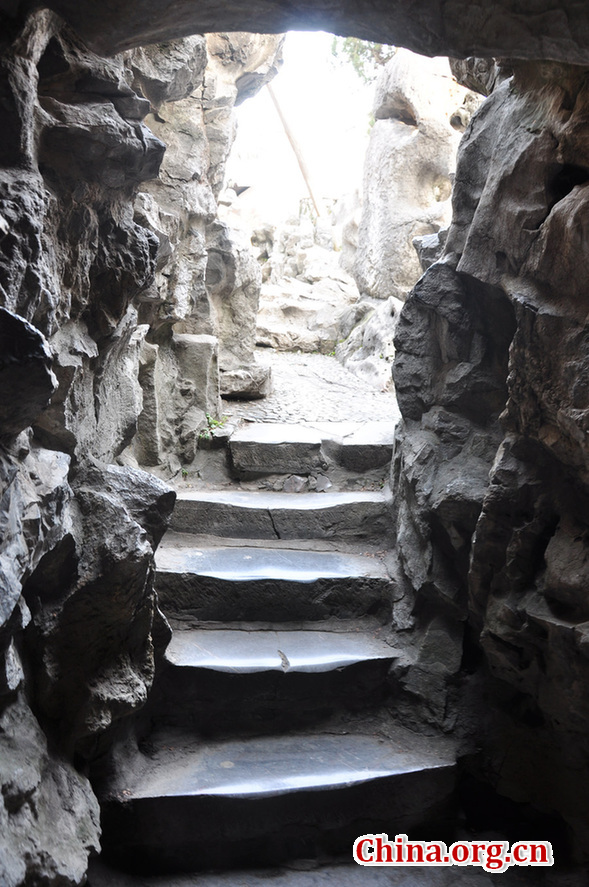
[222,349,401,426]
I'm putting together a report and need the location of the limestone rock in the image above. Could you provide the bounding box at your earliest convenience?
[0,438,71,637]
[0,695,100,887]
[202,220,262,370]
[255,218,360,355]
[449,57,504,97]
[45,0,589,66]
[133,331,220,465]
[204,34,284,196]
[130,35,283,461]
[335,296,403,390]
[23,461,175,746]
[35,309,148,461]
[353,50,478,302]
[390,57,589,852]
[75,460,176,547]
[130,37,208,107]
[412,228,448,272]
[393,263,516,424]
[0,308,57,438]
[220,364,272,399]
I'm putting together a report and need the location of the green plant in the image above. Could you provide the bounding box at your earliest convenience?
[331,37,396,84]
[199,413,228,440]
[181,468,188,479]
[206,413,227,430]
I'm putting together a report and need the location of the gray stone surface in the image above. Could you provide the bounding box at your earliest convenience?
[230,424,323,475]
[100,730,455,869]
[115,731,455,799]
[390,52,589,853]
[353,51,476,303]
[155,536,394,622]
[42,0,589,65]
[165,625,399,673]
[129,34,283,467]
[222,350,400,426]
[254,219,360,356]
[0,308,57,438]
[157,539,389,582]
[88,858,582,887]
[220,364,272,399]
[335,297,403,391]
[170,490,391,540]
[0,695,101,887]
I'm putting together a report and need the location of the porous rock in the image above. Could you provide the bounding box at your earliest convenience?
[0,695,101,887]
[0,308,57,438]
[391,57,589,852]
[353,50,478,302]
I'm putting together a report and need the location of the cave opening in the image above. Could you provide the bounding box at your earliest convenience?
[3,5,589,885]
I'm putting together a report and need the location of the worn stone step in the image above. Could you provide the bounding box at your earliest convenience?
[150,626,403,734]
[169,489,392,541]
[101,731,456,872]
[310,421,398,472]
[229,423,323,475]
[228,421,397,477]
[155,540,394,623]
[166,625,399,673]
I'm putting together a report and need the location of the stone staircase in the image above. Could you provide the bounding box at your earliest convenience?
[100,422,457,874]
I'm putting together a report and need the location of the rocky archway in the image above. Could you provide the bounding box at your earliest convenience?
[3,2,589,882]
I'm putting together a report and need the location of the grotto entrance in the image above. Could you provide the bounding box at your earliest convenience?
[165,32,480,488]
[5,1,589,882]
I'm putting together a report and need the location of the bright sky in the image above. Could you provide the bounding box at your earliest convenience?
[223,31,374,228]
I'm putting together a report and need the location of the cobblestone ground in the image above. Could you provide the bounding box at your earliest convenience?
[222,349,401,426]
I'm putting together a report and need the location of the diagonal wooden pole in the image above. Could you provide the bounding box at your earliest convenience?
[266,81,322,217]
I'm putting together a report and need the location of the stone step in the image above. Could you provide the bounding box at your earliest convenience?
[150,626,403,734]
[166,625,399,673]
[169,489,392,541]
[101,731,456,872]
[155,539,394,623]
[228,421,397,477]
[313,421,398,472]
[229,423,323,476]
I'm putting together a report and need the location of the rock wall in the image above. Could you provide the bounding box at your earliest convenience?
[0,13,280,884]
[336,50,478,391]
[353,49,476,303]
[255,216,360,357]
[127,33,282,467]
[392,60,589,856]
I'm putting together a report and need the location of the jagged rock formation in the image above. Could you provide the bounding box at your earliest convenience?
[36,0,589,64]
[393,60,589,853]
[255,216,360,355]
[128,33,282,465]
[334,51,477,390]
[0,13,278,885]
[353,50,477,303]
[4,0,589,882]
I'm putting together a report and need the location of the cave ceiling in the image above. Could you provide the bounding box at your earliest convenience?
[2,0,589,63]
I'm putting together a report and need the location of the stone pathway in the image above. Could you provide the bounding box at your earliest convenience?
[90,857,581,886]
[221,349,400,426]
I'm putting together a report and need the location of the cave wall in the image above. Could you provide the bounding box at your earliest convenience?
[0,12,279,884]
[392,60,589,854]
[128,33,282,467]
[3,1,589,882]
